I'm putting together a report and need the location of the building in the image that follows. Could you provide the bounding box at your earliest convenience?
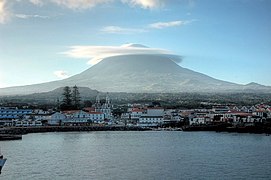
[94,93,113,120]
[49,112,66,125]
[0,107,33,126]
[138,107,164,127]
[49,110,106,125]
[163,109,182,125]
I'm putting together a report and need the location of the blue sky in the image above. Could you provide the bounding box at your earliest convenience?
[0,0,270,88]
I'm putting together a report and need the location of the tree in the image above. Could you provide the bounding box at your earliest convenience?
[72,85,81,109]
[61,86,72,110]
[83,100,92,107]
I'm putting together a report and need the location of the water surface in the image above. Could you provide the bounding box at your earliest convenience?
[1,131,271,180]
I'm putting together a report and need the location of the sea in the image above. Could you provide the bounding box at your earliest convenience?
[1,131,271,180]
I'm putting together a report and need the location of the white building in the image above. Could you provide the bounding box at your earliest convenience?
[15,119,42,127]
[138,107,164,127]
[189,111,212,125]
[189,117,207,125]
[94,93,113,120]
[49,112,66,125]
[163,109,182,124]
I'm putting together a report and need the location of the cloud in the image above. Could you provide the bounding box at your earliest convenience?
[54,70,70,79]
[102,19,195,34]
[121,0,164,9]
[101,26,147,34]
[28,0,163,10]
[29,0,44,6]
[1,0,181,25]
[49,0,113,10]
[149,20,193,29]
[0,0,10,24]
[62,43,182,65]
[15,14,49,19]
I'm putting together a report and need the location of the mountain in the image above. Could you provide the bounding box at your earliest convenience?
[0,87,99,103]
[0,53,270,96]
[24,87,98,100]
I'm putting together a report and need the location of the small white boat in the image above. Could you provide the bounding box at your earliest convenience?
[0,153,7,174]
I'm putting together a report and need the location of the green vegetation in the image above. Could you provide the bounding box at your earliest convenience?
[60,85,82,110]
[1,90,271,110]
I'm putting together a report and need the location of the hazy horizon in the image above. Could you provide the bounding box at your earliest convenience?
[0,0,271,88]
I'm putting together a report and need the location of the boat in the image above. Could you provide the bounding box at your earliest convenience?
[0,149,7,174]
[0,134,22,141]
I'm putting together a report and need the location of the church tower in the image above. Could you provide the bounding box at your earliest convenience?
[105,92,110,108]
[95,93,101,112]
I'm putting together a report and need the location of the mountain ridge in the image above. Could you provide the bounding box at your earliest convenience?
[0,54,270,96]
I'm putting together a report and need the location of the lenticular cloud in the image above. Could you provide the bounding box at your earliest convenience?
[62,43,182,65]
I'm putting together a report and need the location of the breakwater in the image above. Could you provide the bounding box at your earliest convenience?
[0,126,150,135]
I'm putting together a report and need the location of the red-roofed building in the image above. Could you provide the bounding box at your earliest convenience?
[83,107,95,112]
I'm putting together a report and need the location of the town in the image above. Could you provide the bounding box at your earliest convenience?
[1,91,271,134]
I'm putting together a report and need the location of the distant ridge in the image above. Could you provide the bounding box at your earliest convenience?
[0,53,271,96]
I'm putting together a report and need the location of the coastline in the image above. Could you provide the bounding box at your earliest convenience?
[182,124,271,134]
[1,124,270,141]
[0,125,150,137]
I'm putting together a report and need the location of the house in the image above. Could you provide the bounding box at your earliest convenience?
[62,110,105,125]
[0,107,33,126]
[49,112,66,125]
[138,107,164,127]
[189,112,211,125]
[163,109,182,125]
[240,106,249,112]
[138,115,163,127]
[130,108,145,124]
[212,106,230,113]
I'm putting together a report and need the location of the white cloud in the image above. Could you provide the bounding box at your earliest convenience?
[0,0,10,24]
[29,0,44,6]
[28,0,113,10]
[62,43,181,65]
[149,20,192,29]
[101,26,147,34]
[122,0,164,9]
[15,14,49,19]
[1,0,169,25]
[54,70,70,79]
[28,0,163,10]
[101,19,196,34]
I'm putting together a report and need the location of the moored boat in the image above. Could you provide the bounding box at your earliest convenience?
[0,153,7,174]
[0,134,22,141]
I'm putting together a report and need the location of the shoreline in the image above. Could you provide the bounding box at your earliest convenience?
[1,124,270,141]
[0,125,150,136]
[182,124,271,134]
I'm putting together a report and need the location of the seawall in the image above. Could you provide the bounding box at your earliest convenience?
[0,126,150,135]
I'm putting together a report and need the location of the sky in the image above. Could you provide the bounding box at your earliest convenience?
[0,0,271,88]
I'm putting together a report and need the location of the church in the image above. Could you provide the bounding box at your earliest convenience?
[94,93,113,120]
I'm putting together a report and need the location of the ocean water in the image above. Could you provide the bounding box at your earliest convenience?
[1,131,271,180]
